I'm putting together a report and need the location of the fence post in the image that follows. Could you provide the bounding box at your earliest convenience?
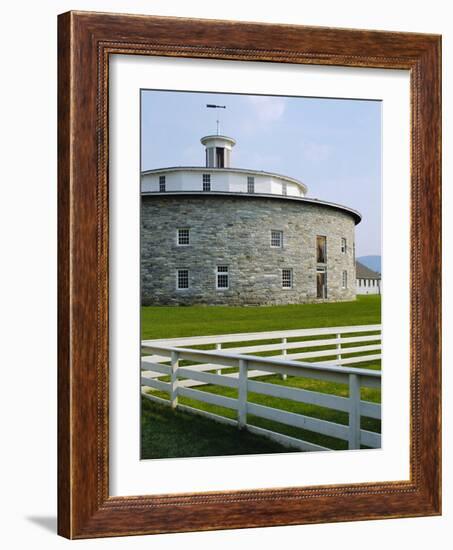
[170,351,179,409]
[348,373,361,449]
[216,342,222,375]
[336,333,342,362]
[238,359,248,429]
[281,337,288,380]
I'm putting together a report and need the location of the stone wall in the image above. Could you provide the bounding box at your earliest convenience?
[141,194,357,306]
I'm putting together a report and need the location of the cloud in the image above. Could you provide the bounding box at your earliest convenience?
[235,150,281,171]
[300,141,331,163]
[245,96,286,123]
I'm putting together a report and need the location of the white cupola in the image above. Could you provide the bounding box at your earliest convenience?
[200,135,236,168]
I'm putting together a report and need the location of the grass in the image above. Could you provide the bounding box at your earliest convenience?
[141,295,381,339]
[141,397,300,459]
[141,296,381,458]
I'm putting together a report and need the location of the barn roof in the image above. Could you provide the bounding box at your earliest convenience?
[356,261,381,280]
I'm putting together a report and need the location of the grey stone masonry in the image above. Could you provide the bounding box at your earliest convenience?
[141,194,357,306]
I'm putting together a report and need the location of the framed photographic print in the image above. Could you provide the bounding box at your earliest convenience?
[58,11,441,538]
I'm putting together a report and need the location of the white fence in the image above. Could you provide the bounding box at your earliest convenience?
[141,325,381,452]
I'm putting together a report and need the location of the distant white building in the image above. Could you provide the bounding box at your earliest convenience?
[356,261,381,295]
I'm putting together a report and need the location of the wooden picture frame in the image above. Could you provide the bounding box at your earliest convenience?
[58,11,441,539]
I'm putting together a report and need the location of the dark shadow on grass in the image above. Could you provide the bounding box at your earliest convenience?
[141,397,301,459]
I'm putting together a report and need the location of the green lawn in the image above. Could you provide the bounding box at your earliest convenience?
[141,397,299,459]
[141,296,381,458]
[141,295,381,340]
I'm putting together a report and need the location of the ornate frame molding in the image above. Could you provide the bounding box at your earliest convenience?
[58,11,441,538]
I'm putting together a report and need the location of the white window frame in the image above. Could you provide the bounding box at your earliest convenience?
[202,173,211,191]
[342,270,348,289]
[159,175,166,192]
[270,230,283,248]
[176,269,189,290]
[341,237,347,254]
[216,265,229,290]
[247,176,255,193]
[282,182,288,196]
[177,227,190,246]
[281,268,293,289]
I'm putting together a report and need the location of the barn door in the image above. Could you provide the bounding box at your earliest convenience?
[317,269,327,299]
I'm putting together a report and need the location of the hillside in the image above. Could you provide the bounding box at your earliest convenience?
[357,255,381,273]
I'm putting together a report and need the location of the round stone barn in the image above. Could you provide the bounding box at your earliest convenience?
[141,134,361,306]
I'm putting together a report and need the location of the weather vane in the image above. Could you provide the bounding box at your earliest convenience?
[206,104,226,135]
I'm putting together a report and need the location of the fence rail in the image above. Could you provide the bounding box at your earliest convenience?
[141,324,381,452]
[142,324,381,367]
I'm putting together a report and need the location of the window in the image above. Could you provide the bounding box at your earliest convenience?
[342,270,348,289]
[216,147,225,168]
[282,182,288,196]
[177,269,189,290]
[247,176,255,193]
[341,237,347,253]
[282,269,293,288]
[270,230,283,248]
[177,228,190,246]
[316,235,327,263]
[202,173,211,191]
[159,175,166,192]
[216,265,229,289]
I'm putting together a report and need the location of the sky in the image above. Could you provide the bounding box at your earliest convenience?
[141,90,382,257]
